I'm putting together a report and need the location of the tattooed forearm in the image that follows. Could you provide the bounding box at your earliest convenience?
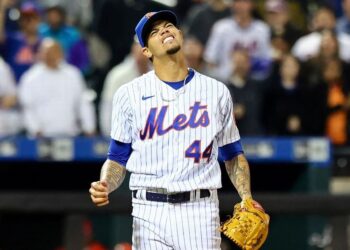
[225,154,252,200]
[100,159,126,193]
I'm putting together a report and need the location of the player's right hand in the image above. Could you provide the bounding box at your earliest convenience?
[89,180,109,206]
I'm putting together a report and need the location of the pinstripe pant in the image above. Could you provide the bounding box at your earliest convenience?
[131,190,221,250]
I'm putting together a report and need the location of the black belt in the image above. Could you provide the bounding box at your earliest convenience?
[132,189,210,203]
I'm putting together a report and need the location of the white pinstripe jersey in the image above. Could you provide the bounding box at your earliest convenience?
[204,18,271,80]
[111,69,240,192]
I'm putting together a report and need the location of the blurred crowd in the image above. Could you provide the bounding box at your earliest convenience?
[0,0,350,146]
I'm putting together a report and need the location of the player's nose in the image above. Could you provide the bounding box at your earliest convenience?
[160,27,170,36]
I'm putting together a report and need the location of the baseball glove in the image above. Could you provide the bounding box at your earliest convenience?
[220,198,270,250]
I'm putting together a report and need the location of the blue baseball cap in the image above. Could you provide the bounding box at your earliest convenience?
[135,10,178,47]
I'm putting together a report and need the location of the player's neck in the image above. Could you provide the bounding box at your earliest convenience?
[281,77,297,88]
[235,15,252,28]
[24,32,39,45]
[153,55,188,82]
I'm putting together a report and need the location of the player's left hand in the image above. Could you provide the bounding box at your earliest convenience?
[220,198,269,250]
[243,198,265,212]
[89,180,110,207]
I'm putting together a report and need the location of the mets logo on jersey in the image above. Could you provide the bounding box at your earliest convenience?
[140,101,210,140]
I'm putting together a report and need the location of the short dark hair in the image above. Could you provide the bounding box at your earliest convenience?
[46,5,66,19]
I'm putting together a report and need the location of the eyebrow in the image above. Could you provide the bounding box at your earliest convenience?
[150,21,172,33]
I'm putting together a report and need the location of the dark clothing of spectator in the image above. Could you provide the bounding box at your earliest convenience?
[94,0,169,68]
[262,81,306,136]
[174,0,198,24]
[300,81,328,136]
[302,79,349,138]
[226,78,264,136]
[4,8,19,33]
[68,38,90,74]
[300,59,350,94]
[301,59,350,141]
[270,22,304,50]
[185,3,231,46]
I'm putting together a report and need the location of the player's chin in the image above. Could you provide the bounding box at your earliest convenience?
[166,45,181,55]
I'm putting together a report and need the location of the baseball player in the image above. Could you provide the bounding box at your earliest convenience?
[90,10,263,250]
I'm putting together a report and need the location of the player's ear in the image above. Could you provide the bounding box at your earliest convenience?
[142,47,153,60]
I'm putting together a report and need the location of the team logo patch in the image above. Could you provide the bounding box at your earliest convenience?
[142,95,155,101]
[140,101,210,140]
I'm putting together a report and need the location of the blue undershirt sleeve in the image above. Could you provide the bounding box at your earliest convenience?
[107,139,132,167]
[218,140,244,161]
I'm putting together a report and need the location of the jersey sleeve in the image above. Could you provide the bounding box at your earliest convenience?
[110,85,133,143]
[107,139,132,167]
[216,86,241,147]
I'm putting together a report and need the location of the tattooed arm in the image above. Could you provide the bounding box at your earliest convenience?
[89,159,126,206]
[225,153,252,200]
[100,159,127,192]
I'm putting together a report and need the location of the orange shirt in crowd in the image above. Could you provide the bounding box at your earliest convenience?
[326,83,347,145]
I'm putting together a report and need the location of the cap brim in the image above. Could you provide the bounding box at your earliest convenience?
[141,10,178,47]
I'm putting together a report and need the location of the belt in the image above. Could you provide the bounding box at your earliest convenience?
[132,189,210,203]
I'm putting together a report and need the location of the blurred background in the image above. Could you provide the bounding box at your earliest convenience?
[0,0,350,249]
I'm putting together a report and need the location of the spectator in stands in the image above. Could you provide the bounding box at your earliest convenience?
[94,0,169,68]
[302,58,350,144]
[55,219,107,250]
[262,55,306,136]
[0,1,42,82]
[184,0,231,46]
[37,0,94,29]
[226,49,263,136]
[0,56,21,136]
[204,0,271,81]
[183,36,208,75]
[337,0,350,35]
[81,219,107,250]
[99,41,149,136]
[264,0,306,89]
[264,0,303,61]
[322,58,350,145]
[300,29,332,136]
[19,39,96,137]
[39,5,90,74]
[300,29,349,87]
[292,5,350,63]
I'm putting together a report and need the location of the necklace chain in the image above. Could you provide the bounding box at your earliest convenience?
[160,69,190,102]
